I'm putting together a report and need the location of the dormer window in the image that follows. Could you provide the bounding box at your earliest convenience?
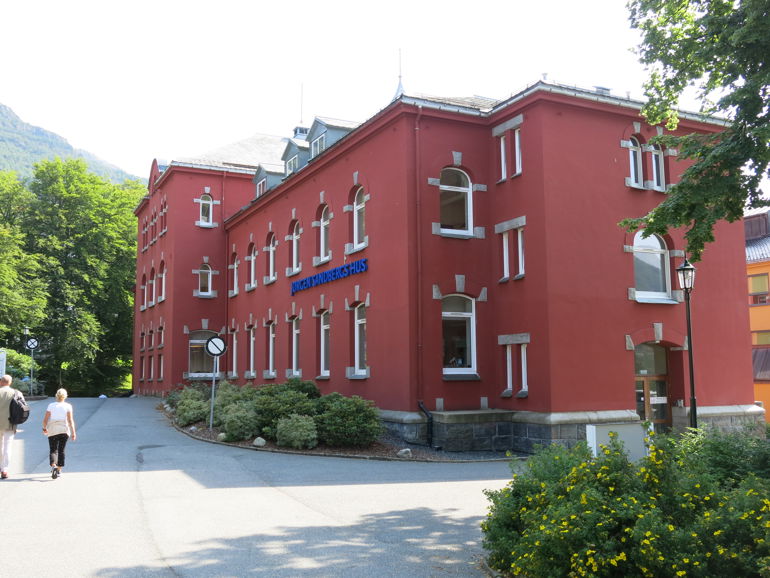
[256,178,267,197]
[311,134,326,158]
[286,156,299,176]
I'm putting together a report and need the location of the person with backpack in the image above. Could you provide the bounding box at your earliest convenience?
[0,374,24,479]
[42,388,76,479]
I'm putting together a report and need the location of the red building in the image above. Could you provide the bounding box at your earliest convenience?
[134,82,763,451]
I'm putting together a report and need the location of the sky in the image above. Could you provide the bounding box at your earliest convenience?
[1,0,649,178]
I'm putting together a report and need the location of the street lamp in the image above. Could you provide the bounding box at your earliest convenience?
[676,259,697,428]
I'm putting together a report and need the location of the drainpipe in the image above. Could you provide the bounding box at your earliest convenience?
[417,400,434,448]
[414,104,425,404]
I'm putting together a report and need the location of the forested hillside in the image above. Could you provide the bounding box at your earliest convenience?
[0,103,141,183]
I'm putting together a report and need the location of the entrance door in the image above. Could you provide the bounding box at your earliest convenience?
[635,377,670,434]
[634,342,672,434]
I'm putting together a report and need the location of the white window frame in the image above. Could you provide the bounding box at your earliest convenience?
[513,128,522,176]
[264,234,278,284]
[651,145,666,191]
[198,264,213,296]
[256,178,267,197]
[187,331,216,378]
[140,276,148,310]
[353,304,367,376]
[439,168,474,237]
[157,262,166,302]
[286,155,299,176]
[501,231,510,280]
[148,270,156,306]
[628,137,644,188]
[199,194,213,225]
[319,310,330,377]
[157,353,164,381]
[245,244,258,291]
[352,187,367,250]
[229,253,239,297]
[229,332,238,378]
[246,326,256,378]
[311,133,326,158]
[267,322,276,377]
[442,294,476,375]
[319,206,331,263]
[505,343,528,393]
[290,317,300,376]
[287,221,301,275]
[499,134,507,181]
[632,232,672,301]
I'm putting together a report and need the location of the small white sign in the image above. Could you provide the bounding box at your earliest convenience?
[650,396,668,404]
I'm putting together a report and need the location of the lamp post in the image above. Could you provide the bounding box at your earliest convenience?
[677,259,697,428]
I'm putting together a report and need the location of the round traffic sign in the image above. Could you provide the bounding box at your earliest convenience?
[205,336,227,357]
[26,337,39,350]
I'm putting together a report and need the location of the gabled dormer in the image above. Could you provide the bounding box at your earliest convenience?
[281,127,310,178]
[252,163,284,198]
[306,117,360,161]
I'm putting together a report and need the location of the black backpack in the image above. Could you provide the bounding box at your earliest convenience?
[9,390,30,425]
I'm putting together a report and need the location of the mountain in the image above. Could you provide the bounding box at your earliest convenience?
[0,103,142,183]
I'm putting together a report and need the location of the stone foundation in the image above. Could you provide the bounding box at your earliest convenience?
[380,404,766,453]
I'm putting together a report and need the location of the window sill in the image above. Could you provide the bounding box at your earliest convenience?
[262,370,277,380]
[344,239,368,256]
[263,276,277,286]
[285,267,302,278]
[442,373,481,381]
[285,369,302,379]
[228,290,238,298]
[245,283,257,292]
[634,297,678,305]
[316,374,330,381]
[313,255,332,267]
[157,296,165,303]
[437,229,475,239]
[511,171,522,179]
[194,221,219,228]
[244,371,257,379]
[346,367,370,379]
[193,291,218,299]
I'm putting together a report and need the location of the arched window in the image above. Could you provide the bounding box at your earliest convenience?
[199,194,213,225]
[290,316,301,376]
[651,144,666,190]
[289,221,301,272]
[319,205,331,262]
[633,232,671,300]
[149,268,156,305]
[140,274,148,309]
[157,261,166,302]
[439,168,473,234]
[265,233,277,283]
[247,243,258,289]
[229,252,239,297]
[352,187,366,249]
[442,294,476,374]
[628,137,643,187]
[198,263,213,295]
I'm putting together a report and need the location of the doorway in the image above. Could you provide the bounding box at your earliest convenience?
[634,343,672,434]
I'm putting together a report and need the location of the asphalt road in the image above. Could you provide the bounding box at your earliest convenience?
[1,396,515,577]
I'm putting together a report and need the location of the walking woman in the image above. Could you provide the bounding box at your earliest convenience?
[42,388,76,479]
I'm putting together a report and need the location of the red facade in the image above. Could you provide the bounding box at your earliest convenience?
[134,83,762,450]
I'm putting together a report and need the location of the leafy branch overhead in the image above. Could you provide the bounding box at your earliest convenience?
[622,0,770,260]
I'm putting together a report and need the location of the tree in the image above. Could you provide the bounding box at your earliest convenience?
[623,0,770,260]
[22,159,144,392]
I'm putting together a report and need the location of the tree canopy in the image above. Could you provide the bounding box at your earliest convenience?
[623,0,770,260]
[0,159,144,394]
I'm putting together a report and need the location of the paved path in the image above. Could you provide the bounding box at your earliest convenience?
[1,397,515,577]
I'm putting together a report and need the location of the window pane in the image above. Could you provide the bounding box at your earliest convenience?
[357,321,367,370]
[634,251,666,292]
[443,295,472,313]
[440,190,467,230]
[755,332,770,345]
[189,342,213,373]
[440,168,469,188]
[634,343,667,375]
[749,275,769,294]
[443,318,471,368]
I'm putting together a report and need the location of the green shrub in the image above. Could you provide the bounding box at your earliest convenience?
[482,431,770,577]
[212,381,259,426]
[175,398,208,427]
[221,403,259,442]
[314,392,383,447]
[276,413,318,449]
[252,385,317,440]
[284,377,321,399]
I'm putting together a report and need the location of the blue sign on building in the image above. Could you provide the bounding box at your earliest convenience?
[291,258,368,295]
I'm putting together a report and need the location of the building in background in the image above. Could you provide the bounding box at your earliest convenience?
[134,82,763,451]
[745,209,770,420]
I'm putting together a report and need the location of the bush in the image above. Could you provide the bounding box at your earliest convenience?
[314,392,383,447]
[276,413,318,449]
[221,403,259,442]
[212,381,259,427]
[175,399,208,427]
[482,430,770,577]
[252,385,317,440]
[284,377,321,399]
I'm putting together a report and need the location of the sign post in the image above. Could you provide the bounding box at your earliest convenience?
[205,336,227,429]
[26,337,39,395]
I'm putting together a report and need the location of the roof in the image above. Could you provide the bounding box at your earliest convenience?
[313,116,361,131]
[747,236,770,263]
[176,133,288,172]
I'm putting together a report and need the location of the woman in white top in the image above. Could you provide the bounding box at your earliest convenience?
[42,388,77,479]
